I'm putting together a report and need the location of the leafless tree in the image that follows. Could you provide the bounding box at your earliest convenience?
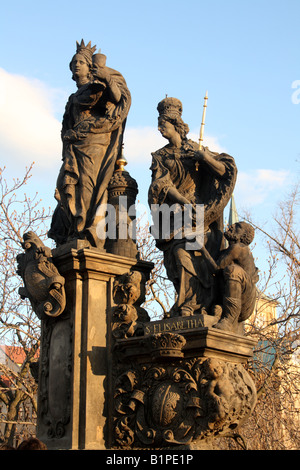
[137,181,300,450]
[136,214,175,320]
[0,165,51,445]
[1,163,299,450]
[218,181,300,450]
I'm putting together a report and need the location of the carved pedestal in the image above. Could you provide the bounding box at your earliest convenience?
[21,234,256,450]
[112,314,257,450]
[36,242,152,450]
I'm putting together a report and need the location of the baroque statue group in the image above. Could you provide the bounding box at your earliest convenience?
[42,39,258,333]
[16,40,259,450]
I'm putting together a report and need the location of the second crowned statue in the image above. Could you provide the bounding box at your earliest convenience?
[148,97,238,319]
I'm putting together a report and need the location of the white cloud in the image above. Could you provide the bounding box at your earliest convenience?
[123,126,226,168]
[0,68,226,175]
[188,129,227,154]
[1,69,284,212]
[235,169,290,206]
[0,68,62,171]
[123,126,165,167]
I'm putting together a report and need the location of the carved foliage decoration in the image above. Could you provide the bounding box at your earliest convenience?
[113,356,256,448]
[17,231,66,319]
[149,332,186,360]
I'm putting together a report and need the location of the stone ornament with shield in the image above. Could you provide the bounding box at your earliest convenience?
[16,39,258,450]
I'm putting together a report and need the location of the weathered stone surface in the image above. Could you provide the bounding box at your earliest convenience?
[149,97,237,320]
[36,246,153,450]
[16,52,259,450]
[16,231,66,319]
[111,270,150,339]
[114,316,256,364]
[112,334,257,449]
[148,97,259,333]
[105,158,139,258]
[112,310,257,449]
[48,40,131,249]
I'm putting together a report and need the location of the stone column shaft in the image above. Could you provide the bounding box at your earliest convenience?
[36,242,152,450]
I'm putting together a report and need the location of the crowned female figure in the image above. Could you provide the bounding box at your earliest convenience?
[48,40,131,248]
[148,97,237,317]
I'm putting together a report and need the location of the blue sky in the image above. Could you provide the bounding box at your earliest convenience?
[1,0,299,267]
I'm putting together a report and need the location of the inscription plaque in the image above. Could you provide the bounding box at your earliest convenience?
[144,314,218,336]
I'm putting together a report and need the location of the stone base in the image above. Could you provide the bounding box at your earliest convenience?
[115,314,256,364]
[112,317,257,450]
[35,244,256,450]
[36,245,153,450]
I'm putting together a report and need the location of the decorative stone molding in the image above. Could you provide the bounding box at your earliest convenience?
[112,353,256,449]
[17,231,66,319]
[149,332,186,360]
[112,271,150,339]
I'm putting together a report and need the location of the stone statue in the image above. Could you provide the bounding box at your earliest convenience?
[112,271,150,338]
[211,221,259,332]
[48,40,131,248]
[15,48,258,449]
[148,97,237,318]
[16,232,66,319]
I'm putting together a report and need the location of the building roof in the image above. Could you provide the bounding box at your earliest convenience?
[0,345,39,366]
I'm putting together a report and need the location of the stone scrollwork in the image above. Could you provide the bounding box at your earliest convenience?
[16,231,66,319]
[113,354,257,448]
